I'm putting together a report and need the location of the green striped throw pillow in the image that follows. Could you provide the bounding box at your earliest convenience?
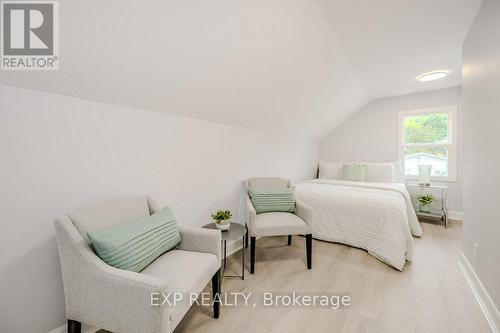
[250,187,296,214]
[87,206,181,272]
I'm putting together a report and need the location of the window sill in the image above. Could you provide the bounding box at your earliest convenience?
[404,176,457,183]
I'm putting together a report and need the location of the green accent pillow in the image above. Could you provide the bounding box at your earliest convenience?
[250,187,296,214]
[87,206,181,272]
[343,164,367,182]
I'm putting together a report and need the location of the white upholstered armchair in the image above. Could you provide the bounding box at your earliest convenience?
[244,177,313,274]
[54,196,221,333]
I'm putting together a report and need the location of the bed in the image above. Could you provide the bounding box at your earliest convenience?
[295,177,422,271]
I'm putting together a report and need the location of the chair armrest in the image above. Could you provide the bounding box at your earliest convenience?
[245,194,257,237]
[177,225,221,263]
[295,199,313,234]
[54,216,172,333]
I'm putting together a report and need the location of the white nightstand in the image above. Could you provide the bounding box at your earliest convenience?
[407,183,448,227]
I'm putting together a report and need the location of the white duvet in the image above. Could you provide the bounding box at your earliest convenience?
[296,179,422,271]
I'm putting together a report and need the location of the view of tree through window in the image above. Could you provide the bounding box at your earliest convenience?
[402,112,450,177]
[404,113,448,144]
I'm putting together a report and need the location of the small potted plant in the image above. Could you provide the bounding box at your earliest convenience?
[211,210,232,231]
[417,194,434,213]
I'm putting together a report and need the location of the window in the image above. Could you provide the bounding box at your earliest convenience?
[398,105,457,181]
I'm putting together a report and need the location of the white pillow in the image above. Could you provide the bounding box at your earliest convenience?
[362,162,395,183]
[318,161,343,179]
[343,164,367,182]
[392,160,404,183]
[319,160,400,183]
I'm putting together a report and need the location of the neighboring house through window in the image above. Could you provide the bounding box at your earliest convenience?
[398,105,458,181]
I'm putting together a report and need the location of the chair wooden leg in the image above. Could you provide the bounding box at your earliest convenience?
[250,237,256,274]
[245,226,249,248]
[212,269,221,319]
[287,235,292,246]
[306,234,312,270]
[67,320,81,333]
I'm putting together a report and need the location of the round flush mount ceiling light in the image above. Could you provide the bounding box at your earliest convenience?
[416,70,450,82]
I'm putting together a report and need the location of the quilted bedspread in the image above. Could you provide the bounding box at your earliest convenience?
[296,179,422,271]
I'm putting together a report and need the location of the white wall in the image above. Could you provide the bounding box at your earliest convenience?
[319,86,463,212]
[462,0,500,310]
[0,85,318,333]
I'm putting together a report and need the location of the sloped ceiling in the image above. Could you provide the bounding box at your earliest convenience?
[316,0,482,99]
[0,0,481,138]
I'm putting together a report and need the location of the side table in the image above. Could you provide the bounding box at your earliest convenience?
[407,183,449,227]
[202,223,246,280]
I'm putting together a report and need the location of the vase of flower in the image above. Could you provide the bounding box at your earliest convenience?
[211,210,232,231]
[417,194,434,213]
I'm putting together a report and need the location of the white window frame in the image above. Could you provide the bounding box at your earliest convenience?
[397,105,458,182]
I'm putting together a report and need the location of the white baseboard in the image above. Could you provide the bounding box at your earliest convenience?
[225,238,245,257]
[458,253,500,333]
[48,324,65,333]
[48,323,99,333]
[448,210,463,221]
[225,235,266,257]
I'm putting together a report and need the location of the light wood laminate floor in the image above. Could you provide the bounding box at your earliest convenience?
[173,221,490,333]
